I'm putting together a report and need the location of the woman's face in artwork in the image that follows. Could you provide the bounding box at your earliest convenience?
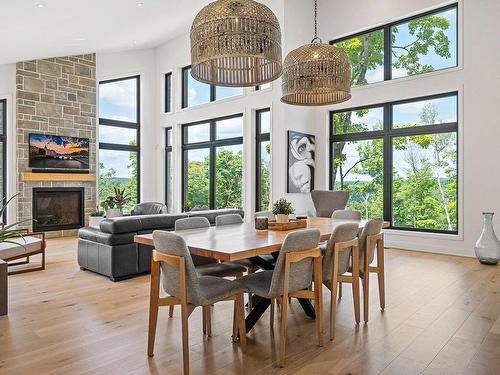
[289,135,315,193]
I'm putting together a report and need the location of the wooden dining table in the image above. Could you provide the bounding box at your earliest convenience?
[134,216,389,332]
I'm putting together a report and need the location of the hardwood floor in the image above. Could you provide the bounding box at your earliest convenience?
[1,237,499,374]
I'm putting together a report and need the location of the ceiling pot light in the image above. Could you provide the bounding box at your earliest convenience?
[190,0,282,87]
[36,3,45,8]
[281,0,351,106]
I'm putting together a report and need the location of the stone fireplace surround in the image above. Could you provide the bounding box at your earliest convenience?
[16,54,97,237]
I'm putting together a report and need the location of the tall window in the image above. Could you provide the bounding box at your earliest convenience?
[182,66,243,108]
[165,128,173,212]
[331,4,458,86]
[256,108,271,211]
[98,76,140,213]
[0,99,6,222]
[330,92,458,234]
[182,114,243,210]
[164,73,172,113]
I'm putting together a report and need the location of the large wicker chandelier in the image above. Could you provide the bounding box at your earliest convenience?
[281,0,351,106]
[190,0,282,87]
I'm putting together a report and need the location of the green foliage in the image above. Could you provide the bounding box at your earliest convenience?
[98,140,138,213]
[100,186,131,211]
[271,198,295,216]
[0,195,33,245]
[185,148,244,211]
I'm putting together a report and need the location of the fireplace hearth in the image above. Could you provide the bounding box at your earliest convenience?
[32,188,84,232]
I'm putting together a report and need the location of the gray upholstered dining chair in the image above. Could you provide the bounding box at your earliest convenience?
[238,229,323,367]
[172,217,246,334]
[310,190,349,217]
[148,230,246,375]
[131,202,167,215]
[331,210,362,220]
[215,213,243,226]
[357,219,385,323]
[321,223,360,340]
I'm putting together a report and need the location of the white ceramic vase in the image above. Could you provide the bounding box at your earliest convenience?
[474,212,500,265]
[88,216,104,228]
[106,208,123,218]
[275,214,289,223]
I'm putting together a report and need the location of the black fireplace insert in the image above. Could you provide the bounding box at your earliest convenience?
[32,187,84,232]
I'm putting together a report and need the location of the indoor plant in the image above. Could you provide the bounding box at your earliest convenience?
[89,206,105,227]
[272,198,295,223]
[101,187,130,218]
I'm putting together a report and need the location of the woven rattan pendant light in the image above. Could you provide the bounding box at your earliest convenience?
[190,0,282,87]
[281,0,351,106]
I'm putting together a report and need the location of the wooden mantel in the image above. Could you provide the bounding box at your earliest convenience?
[21,172,96,182]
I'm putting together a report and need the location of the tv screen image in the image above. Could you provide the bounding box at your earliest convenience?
[29,133,90,171]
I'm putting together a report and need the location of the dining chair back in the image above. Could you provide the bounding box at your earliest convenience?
[359,219,384,265]
[322,223,359,281]
[311,190,349,217]
[331,210,362,220]
[215,214,243,226]
[175,217,214,266]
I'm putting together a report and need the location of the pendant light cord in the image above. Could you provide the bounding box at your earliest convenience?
[311,0,322,43]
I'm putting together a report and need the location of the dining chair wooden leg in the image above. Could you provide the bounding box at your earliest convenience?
[377,237,385,310]
[279,291,288,368]
[147,260,160,357]
[329,248,339,341]
[362,269,370,323]
[351,244,361,324]
[338,282,342,299]
[313,257,323,347]
[180,302,190,375]
[235,293,247,353]
[270,298,275,327]
[169,305,174,318]
[232,302,238,340]
[206,305,212,337]
[202,306,207,335]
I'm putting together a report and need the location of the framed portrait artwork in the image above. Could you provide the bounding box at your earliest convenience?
[287,130,316,193]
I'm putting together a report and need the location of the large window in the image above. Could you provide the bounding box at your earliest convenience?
[182,114,243,210]
[330,92,458,234]
[98,76,140,213]
[182,66,243,108]
[256,108,271,211]
[0,99,6,222]
[331,4,457,86]
[165,128,173,212]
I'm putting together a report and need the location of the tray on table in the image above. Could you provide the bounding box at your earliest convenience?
[268,218,307,231]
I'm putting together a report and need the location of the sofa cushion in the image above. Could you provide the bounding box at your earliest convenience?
[131,202,167,215]
[99,214,188,234]
[78,227,136,246]
[187,209,245,225]
[0,236,43,260]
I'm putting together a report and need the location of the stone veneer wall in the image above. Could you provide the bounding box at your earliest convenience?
[16,54,97,237]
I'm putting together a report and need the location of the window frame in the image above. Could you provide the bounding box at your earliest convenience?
[164,72,172,113]
[0,99,6,223]
[256,108,271,212]
[181,113,244,210]
[98,75,141,206]
[329,91,459,234]
[165,128,173,211]
[330,3,458,84]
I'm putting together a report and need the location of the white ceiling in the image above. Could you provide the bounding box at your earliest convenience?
[0,0,213,65]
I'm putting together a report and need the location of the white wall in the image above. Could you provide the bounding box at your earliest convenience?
[315,0,500,257]
[96,48,158,202]
[0,63,17,223]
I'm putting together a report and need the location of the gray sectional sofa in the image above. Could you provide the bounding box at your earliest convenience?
[77,208,244,281]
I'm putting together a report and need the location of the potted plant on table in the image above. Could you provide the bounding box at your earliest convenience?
[272,198,295,223]
[101,187,130,218]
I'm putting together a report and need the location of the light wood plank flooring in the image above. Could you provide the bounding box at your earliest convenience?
[1,237,499,374]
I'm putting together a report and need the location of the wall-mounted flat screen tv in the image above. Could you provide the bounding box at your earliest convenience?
[29,133,90,172]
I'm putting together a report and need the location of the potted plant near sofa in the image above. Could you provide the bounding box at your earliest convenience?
[101,187,130,218]
[272,198,295,223]
[89,206,105,228]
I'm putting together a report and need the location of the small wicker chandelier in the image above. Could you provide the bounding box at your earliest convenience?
[190,0,282,87]
[281,0,351,106]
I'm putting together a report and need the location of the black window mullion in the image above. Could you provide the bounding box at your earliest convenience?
[181,67,189,109]
[210,85,216,102]
[165,73,172,113]
[384,25,392,81]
